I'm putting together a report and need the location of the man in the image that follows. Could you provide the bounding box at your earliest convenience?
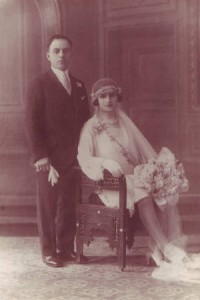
[26,34,90,267]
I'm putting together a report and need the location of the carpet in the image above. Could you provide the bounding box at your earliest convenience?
[0,236,200,300]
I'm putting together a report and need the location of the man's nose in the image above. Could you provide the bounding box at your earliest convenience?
[59,50,64,57]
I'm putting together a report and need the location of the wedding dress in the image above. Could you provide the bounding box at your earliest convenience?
[77,109,156,211]
[77,108,200,282]
[151,250,200,283]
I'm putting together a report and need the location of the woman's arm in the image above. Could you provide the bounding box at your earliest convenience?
[77,123,105,181]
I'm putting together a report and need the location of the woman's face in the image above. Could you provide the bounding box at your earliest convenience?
[98,91,118,113]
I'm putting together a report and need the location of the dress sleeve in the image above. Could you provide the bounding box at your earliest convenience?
[77,122,105,181]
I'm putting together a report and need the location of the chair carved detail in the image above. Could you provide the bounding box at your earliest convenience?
[75,169,127,271]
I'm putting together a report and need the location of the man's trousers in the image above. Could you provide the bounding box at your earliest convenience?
[36,168,77,257]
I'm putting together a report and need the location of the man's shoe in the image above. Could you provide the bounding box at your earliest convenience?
[80,253,88,263]
[43,256,64,268]
[70,249,77,259]
[72,251,89,263]
[58,250,88,263]
[69,250,89,263]
[57,250,74,262]
[57,250,77,262]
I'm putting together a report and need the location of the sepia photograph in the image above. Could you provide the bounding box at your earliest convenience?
[0,0,200,299]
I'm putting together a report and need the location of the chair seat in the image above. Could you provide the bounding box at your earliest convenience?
[77,204,119,222]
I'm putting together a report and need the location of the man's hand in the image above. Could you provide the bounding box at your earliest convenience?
[102,159,123,178]
[48,166,59,186]
[34,157,50,172]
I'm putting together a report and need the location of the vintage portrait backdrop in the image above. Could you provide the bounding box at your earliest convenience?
[0,0,199,243]
[0,0,200,299]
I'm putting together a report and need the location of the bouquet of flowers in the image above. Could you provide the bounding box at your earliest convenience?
[133,147,189,206]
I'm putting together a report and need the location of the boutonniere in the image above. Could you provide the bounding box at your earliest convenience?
[81,95,86,101]
[76,81,83,88]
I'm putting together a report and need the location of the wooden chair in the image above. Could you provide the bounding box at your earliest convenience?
[75,168,127,271]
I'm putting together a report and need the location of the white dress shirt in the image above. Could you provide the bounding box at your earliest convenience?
[51,67,72,95]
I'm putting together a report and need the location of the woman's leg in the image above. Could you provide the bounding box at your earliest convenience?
[137,196,168,251]
[159,204,186,248]
[137,196,188,263]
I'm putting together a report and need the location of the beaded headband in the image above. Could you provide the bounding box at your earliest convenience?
[91,78,122,104]
[91,85,122,102]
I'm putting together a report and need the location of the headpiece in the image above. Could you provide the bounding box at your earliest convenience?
[91,78,122,105]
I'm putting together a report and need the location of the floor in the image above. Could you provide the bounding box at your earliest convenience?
[0,236,200,300]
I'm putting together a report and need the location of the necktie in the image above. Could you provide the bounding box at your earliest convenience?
[62,72,71,95]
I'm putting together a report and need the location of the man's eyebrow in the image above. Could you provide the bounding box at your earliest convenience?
[53,47,70,50]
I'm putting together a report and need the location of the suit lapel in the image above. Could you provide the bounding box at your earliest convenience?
[48,69,71,96]
[47,70,79,120]
[69,74,79,119]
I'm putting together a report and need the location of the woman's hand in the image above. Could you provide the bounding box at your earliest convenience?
[102,159,123,177]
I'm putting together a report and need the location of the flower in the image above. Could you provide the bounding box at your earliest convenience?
[133,147,189,206]
[92,120,106,135]
[134,162,156,192]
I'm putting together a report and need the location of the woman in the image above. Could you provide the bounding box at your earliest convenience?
[77,78,199,281]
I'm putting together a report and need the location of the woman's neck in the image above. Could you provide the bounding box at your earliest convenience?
[97,111,117,123]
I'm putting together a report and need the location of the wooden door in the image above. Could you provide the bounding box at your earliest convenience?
[98,0,200,194]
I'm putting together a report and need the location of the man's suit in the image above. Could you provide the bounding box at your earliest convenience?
[26,70,90,257]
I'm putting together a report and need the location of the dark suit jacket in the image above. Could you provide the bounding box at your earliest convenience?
[26,70,90,169]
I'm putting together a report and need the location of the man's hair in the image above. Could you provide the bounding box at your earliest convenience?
[47,34,72,51]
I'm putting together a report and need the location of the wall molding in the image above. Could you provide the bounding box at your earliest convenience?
[34,0,61,71]
[102,0,177,19]
[187,0,199,111]
[0,0,24,111]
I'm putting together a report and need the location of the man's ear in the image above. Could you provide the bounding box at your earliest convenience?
[46,52,50,61]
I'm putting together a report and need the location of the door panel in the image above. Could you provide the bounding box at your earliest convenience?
[99,0,200,193]
[106,25,177,153]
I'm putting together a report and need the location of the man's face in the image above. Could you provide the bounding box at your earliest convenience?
[47,38,72,71]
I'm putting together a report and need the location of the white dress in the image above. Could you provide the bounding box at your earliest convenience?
[77,109,200,282]
[77,110,157,211]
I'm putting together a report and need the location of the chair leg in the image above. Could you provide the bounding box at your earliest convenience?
[76,223,83,263]
[117,227,126,271]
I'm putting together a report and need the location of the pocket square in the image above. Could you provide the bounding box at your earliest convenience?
[76,81,83,88]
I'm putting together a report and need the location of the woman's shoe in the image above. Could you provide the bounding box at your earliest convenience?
[147,248,163,267]
[163,244,188,263]
[146,256,158,267]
